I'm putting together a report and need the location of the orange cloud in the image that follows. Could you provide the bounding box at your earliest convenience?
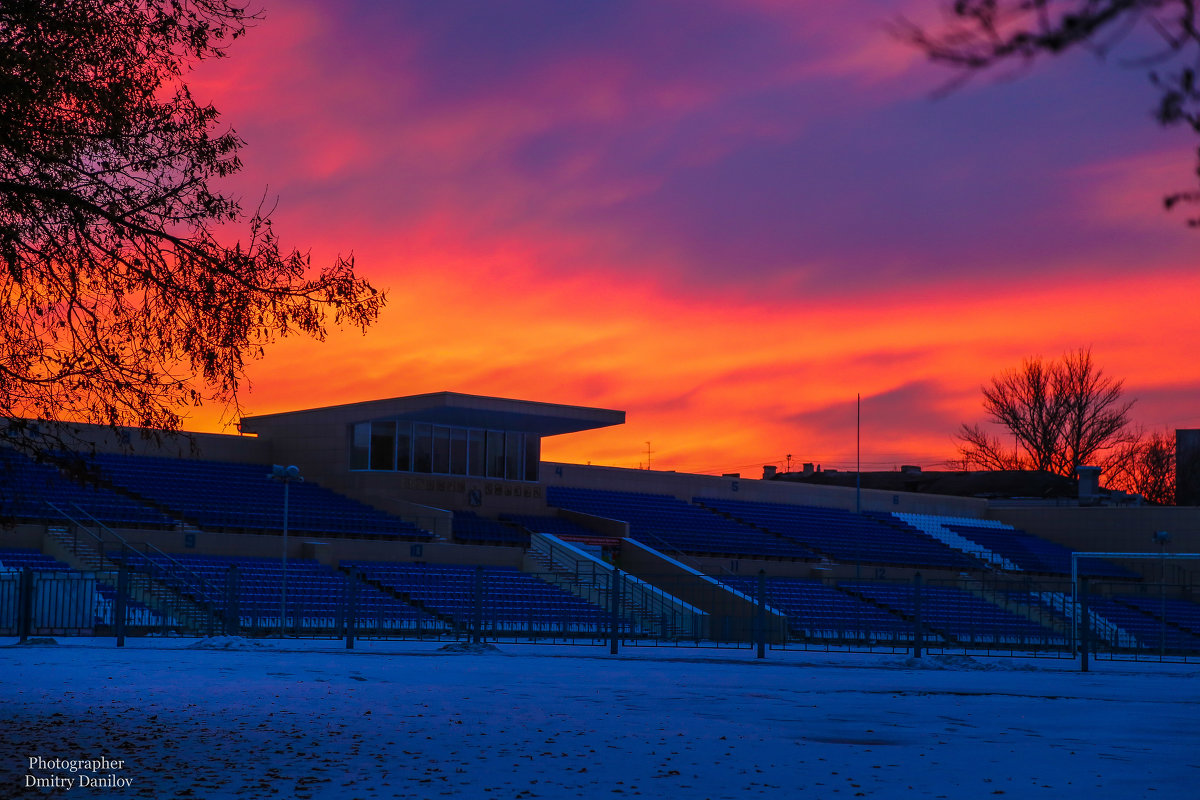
[176,241,1200,476]
[170,2,1200,480]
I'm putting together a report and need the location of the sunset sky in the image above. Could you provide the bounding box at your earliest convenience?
[189,0,1200,475]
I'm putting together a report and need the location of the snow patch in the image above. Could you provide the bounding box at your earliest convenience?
[1,639,1196,799]
[899,654,1039,671]
[437,641,502,654]
[186,635,273,650]
[6,637,58,646]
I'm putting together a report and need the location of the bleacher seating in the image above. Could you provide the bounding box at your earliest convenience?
[1117,595,1200,638]
[91,453,432,540]
[343,561,608,631]
[0,447,173,528]
[721,575,911,641]
[945,522,1135,579]
[843,581,1064,646]
[120,552,436,629]
[547,487,817,560]
[0,548,74,571]
[1084,595,1200,651]
[697,497,979,570]
[451,512,528,546]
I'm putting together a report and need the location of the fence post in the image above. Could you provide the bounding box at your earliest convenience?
[346,570,357,650]
[18,567,33,643]
[912,573,923,659]
[756,569,767,659]
[207,598,217,638]
[473,566,483,645]
[114,552,128,648]
[610,568,621,655]
[225,565,240,636]
[1079,577,1090,673]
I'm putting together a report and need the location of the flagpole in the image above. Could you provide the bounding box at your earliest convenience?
[856,392,861,515]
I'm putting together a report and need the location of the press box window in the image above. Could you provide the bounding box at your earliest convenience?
[350,423,370,470]
[369,421,396,471]
[413,423,433,473]
[467,429,485,476]
[431,425,451,474]
[350,420,540,481]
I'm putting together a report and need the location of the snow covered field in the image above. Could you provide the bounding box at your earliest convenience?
[1,637,1196,799]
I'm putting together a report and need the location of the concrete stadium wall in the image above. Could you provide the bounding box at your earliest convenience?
[990,506,1200,585]
[543,462,990,517]
[0,524,47,550]
[677,554,960,584]
[44,422,271,463]
[41,526,525,571]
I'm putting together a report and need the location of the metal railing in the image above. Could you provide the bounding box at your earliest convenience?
[43,502,224,633]
[529,533,708,640]
[4,563,1198,667]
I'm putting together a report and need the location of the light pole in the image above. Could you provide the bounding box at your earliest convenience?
[269,464,303,635]
[1153,530,1171,657]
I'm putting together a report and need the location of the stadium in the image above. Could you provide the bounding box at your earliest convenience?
[3,392,1199,799]
[2,390,1198,657]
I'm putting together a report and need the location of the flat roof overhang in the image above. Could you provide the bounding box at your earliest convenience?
[240,392,625,437]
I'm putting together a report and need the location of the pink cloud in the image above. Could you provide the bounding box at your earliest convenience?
[169,2,1200,478]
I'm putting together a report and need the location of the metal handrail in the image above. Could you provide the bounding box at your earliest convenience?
[46,500,221,624]
[58,501,218,600]
[44,501,123,567]
[532,533,705,618]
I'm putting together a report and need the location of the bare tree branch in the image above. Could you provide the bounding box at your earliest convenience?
[900,1,1200,223]
[0,1,386,461]
[955,347,1137,479]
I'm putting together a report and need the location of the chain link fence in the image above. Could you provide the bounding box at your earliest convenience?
[3,564,1198,666]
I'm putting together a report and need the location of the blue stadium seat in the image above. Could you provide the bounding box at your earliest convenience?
[547,487,816,560]
[342,560,608,632]
[697,496,978,570]
[90,453,433,540]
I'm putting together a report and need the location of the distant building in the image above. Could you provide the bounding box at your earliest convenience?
[1177,429,1200,506]
[767,465,1142,507]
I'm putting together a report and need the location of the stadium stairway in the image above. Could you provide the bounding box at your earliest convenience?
[959,582,1071,643]
[887,514,1020,571]
[501,514,622,553]
[1031,592,1139,649]
[43,524,106,572]
[42,518,221,634]
[523,532,708,640]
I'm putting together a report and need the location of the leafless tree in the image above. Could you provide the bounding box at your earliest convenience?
[897,1,1200,223]
[954,348,1136,476]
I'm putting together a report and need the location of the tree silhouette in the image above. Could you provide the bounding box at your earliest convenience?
[899,1,1200,223]
[1113,428,1177,504]
[955,348,1136,477]
[0,1,384,460]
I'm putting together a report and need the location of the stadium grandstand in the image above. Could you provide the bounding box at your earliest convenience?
[2,391,1199,659]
